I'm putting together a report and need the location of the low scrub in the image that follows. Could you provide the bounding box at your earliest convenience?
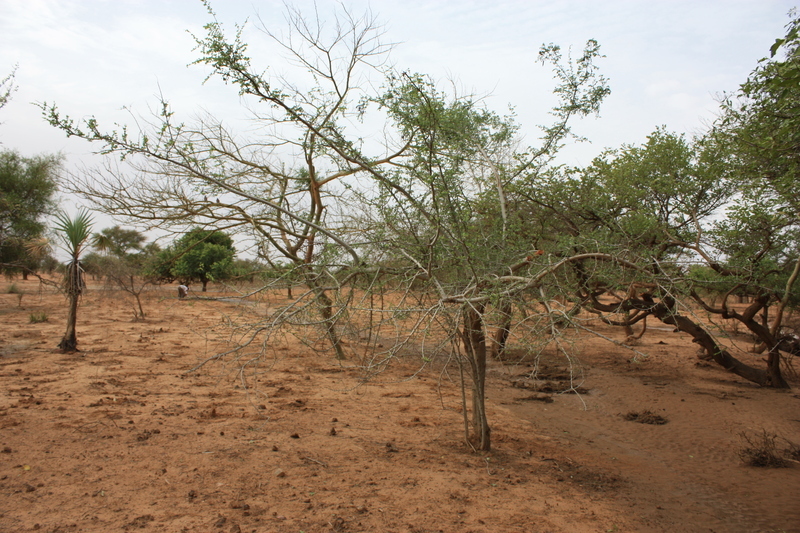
[29,311,48,324]
[737,430,797,468]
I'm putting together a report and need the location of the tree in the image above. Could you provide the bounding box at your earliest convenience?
[54,210,93,352]
[92,225,146,258]
[84,227,160,320]
[514,124,795,389]
[726,17,800,295]
[0,150,60,279]
[362,47,609,448]
[688,12,800,386]
[41,4,398,360]
[153,228,235,292]
[40,4,609,450]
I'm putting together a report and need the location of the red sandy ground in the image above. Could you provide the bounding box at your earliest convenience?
[1,278,799,533]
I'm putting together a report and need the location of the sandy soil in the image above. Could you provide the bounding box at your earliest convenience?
[1,278,799,533]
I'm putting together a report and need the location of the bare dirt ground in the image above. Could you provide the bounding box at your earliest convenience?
[1,278,799,533]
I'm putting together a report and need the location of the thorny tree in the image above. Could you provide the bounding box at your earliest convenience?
[41,4,610,450]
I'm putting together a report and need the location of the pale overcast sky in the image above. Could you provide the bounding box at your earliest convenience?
[0,0,795,182]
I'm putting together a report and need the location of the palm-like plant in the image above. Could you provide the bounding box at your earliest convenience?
[54,209,93,352]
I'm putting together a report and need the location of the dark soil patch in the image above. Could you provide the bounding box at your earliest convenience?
[623,409,668,425]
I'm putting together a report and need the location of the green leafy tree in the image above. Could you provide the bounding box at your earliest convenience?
[688,12,800,386]
[358,41,609,450]
[0,150,60,279]
[154,228,235,292]
[516,123,794,388]
[54,210,93,352]
[92,226,146,258]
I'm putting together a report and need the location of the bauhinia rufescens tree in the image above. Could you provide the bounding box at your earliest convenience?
[39,2,612,450]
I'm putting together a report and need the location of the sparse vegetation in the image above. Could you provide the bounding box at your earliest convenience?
[737,429,797,467]
[7,282,23,306]
[29,311,48,323]
[37,5,800,454]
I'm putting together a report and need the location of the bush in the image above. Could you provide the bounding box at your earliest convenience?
[737,430,794,467]
[6,283,21,294]
[29,311,48,324]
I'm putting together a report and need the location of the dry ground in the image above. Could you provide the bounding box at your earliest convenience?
[1,278,799,533]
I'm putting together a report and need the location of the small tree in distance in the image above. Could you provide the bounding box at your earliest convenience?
[84,226,160,320]
[152,228,236,292]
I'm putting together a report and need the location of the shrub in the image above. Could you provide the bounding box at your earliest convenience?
[738,430,792,467]
[29,311,48,324]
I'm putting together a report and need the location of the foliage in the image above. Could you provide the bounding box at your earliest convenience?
[0,150,60,277]
[92,226,147,258]
[718,13,800,217]
[40,3,800,450]
[152,228,235,292]
[694,12,800,377]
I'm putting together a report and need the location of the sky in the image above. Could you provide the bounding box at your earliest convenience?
[0,0,796,216]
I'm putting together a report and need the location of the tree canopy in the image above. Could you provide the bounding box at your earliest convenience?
[92,225,147,258]
[0,150,60,278]
[152,228,236,292]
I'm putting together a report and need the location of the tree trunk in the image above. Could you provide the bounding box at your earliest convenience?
[304,273,345,360]
[490,299,512,360]
[463,303,490,451]
[317,289,346,360]
[645,298,789,388]
[130,275,145,320]
[58,293,79,352]
[201,279,208,292]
